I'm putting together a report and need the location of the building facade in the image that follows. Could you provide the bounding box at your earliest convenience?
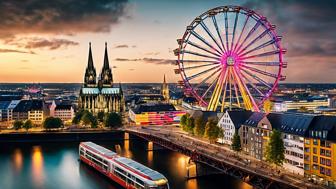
[218,110,252,145]
[53,104,75,122]
[240,112,271,160]
[303,116,336,187]
[129,103,185,125]
[79,43,124,113]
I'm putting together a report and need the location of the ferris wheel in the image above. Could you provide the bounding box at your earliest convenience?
[174,5,287,112]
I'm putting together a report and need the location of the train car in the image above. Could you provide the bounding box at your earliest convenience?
[79,142,169,189]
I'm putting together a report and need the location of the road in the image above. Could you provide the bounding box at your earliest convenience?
[124,125,325,189]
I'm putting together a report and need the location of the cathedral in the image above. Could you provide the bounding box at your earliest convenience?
[79,43,124,113]
[162,74,170,102]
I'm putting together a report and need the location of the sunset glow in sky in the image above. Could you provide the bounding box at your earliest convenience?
[0,0,335,83]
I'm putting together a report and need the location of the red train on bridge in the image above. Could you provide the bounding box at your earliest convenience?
[79,142,169,189]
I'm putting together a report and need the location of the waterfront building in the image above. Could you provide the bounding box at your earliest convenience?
[129,103,185,125]
[162,74,170,102]
[217,110,252,145]
[53,104,75,122]
[268,113,315,175]
[272,96,330,112]
[240,112,271,160]
[304,116,336,187]
[13,100,46,125]
[78,43,124,113]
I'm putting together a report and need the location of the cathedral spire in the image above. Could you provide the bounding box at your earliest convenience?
[84,42,96,86]
[87,42,94,70]
[163,74,166,84]
[100,42,113,86]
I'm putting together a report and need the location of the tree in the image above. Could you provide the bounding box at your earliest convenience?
[265,129,285,167]
[13,120,23,130]
[23,120,33,132]
[180,114,188,127]
[193,116,206,137]
[97,111,105,122]
[72,109,84,124]
[204,118,222,143]
[231,129,242,153]
[90,116,98,128]
[104,112,122,128]
[81,111,93,126]
[43,117,63,130]
[185,116,195,134]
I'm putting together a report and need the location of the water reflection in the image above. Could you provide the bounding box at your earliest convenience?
[123,139,132,158]
[32,146,44,188]
[12,149,23,173]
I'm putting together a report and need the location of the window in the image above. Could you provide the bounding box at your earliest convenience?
[326,159,331,167]
[313,156,318,163]
[326,150,331,157]
[326,168,331,176]
[313,139,318,145]
[320,149,325,156]
[305,139,310,145]
[313,148,317,154]
[304,164,310,170]
[320,166,325,175]
[320,157,326,165]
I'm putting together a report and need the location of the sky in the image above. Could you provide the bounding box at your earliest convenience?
[0,0,335,83]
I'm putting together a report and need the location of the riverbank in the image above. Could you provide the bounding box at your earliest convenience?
[0,130,130,143]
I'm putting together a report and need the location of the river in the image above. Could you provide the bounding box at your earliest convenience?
[0,138,252,189]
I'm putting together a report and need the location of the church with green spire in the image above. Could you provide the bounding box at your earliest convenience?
[79,43,124,113]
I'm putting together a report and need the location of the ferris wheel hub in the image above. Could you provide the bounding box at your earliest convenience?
[226,56,235,66]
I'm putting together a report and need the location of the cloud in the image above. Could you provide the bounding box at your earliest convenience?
[145,52,160,56]
[244,0,336,81]
[0,48,35,54]
[0,0,130,39]
[24,38,78,50]
[114,44,129,48]
[128,68,135,71]
[112,66,117,68]
[114,44,136,48]
[115,57,175,65]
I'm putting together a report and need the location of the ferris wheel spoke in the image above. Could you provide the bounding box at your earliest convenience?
[230,11,239,53]
[236,28,270,55]
[240,71,265,97]
[241,65,278,78]
[180,60,219,63]
[231,71,242,107]
[232,67,259,111]
[241,49,280,60]
[211,16,227,53]
[241,69,272,89]
[194,67,222,89]
[242,61,280,66]
[239,38,277,57]
[224,11,230,52]
[199,21,225,54]
[183,50,220,61]
[190,30,222,55]
[183,62,220,71]
[186,40,222,58]
[234,21,262,54]
[220,77,229,112]
[186,65,220,81]
[201,71,222,99]
[232,14,250,53]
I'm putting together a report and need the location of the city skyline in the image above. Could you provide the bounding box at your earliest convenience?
[0,0,335,83]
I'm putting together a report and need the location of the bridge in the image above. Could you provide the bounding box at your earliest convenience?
[123,126,324,189]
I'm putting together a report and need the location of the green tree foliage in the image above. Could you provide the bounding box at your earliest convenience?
[104,112,122,128]
[184,116,195,134]
[97,111,105,122]
[193,116,206,137]
[72,109,84,124]
[180,113,189,127]
[80,111,98,128]
[231,129,242,153]
[265,129,285,167]
[43,117,63,130]
[23,119,33,132]
[204,118,222,143]
[13,120,23,130]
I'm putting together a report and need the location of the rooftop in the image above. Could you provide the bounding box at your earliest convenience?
[114,157,166,181]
